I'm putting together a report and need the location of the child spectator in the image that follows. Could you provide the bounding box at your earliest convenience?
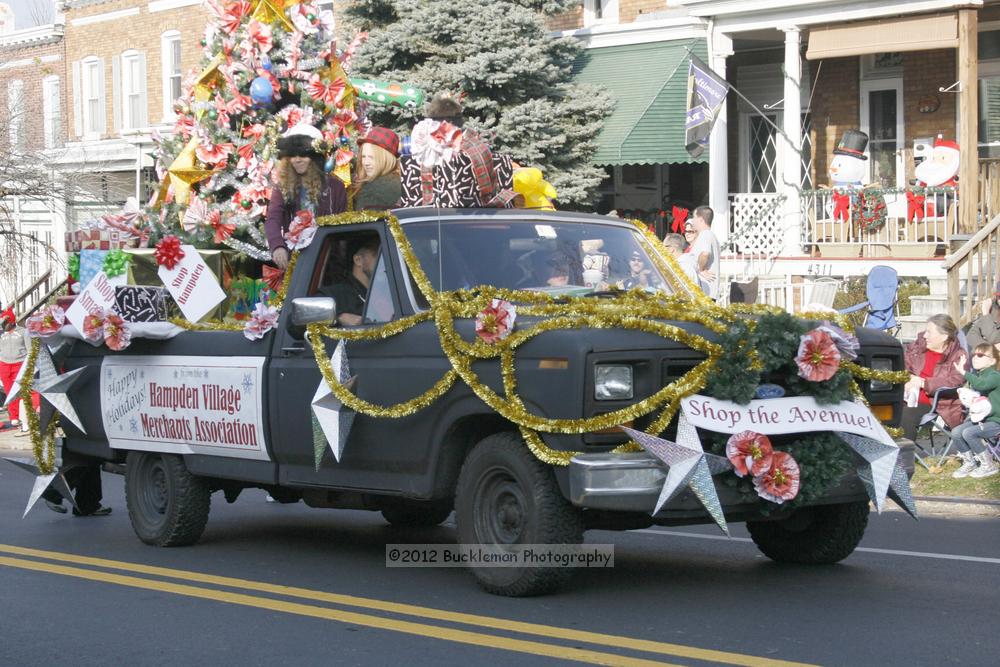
[950,343,1000,478]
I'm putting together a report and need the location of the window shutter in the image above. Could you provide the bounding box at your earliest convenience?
[72,61,82,137]
[137,52,148,128]
[96,58,107,135]
[53,78,62,148]
[112,55,121,132]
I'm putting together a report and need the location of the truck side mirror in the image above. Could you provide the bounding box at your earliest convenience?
[288,297,337,339]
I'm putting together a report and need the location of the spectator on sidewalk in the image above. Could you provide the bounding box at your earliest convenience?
[689,206,720,299]
[0,309,40,435]
[949,343,1000,479]
[901,313,967,442]
[966,280,1000,350]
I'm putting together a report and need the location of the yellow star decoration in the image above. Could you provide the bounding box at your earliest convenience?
[194,54,226,108]
[167,138,215,206]
[251,0,296,31]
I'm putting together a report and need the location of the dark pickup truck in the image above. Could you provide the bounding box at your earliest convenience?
[60,208,911,596]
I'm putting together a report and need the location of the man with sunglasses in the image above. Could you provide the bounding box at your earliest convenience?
[967,279,1000,351]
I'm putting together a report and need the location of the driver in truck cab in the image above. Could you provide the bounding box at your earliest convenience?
[320,238,380,326]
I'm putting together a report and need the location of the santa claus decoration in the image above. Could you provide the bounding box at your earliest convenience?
[908,136,960,222]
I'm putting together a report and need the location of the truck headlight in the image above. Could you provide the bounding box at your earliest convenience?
[870,358,894,391]
[595,365,633,400]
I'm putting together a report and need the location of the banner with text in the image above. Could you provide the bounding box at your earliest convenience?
[100,355,269,460]
[680,395,895,447]
[685,55,729,159]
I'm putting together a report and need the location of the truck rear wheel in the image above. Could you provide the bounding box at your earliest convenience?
[455,432,583,597]
[125,451,211,547]
[746,500,869,564]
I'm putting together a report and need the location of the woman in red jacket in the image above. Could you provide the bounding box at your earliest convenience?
[901,313,967,441]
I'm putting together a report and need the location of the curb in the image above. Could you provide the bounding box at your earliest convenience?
[914,495,1000,507]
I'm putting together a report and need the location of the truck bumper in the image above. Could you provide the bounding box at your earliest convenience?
[569,438,916,515]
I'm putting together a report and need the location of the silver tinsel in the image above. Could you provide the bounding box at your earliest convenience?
[223,236,271,261]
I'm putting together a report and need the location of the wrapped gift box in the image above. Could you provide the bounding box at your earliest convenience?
[399,152,516,208]
[65,228,139,252]
[78,249,108,289]
[114,286,176,322]
[124,248,251,320]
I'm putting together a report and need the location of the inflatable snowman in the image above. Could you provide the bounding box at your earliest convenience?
[828,130,868,222]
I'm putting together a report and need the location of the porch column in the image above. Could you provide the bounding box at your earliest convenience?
[779,26,803,256]
[958,8,979,234]
[709,31,733,245]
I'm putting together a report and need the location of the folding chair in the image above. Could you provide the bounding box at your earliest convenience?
[913,386,961,470]
[838,265,899,333]
[985,435,1000,465]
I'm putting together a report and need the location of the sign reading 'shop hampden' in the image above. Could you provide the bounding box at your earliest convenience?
[100,356,269,460]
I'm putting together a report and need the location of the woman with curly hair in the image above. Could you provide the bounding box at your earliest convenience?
[265,124,347,269]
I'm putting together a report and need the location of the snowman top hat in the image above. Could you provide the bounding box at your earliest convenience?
[834,129,869,160]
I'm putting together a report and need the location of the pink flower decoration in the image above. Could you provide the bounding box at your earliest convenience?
[103,313,132,351]
[795,328,841,382]
[243,302,279,341]
[247,20,273,53]
[725,431,774,478]
[475,299,517,344]
[26,305,66,338]
[81,311,106,343]
[195,141,233,168]
[283,210,316,250]
[817,321,860,362]
[242,123,266,141]
[306,74,346,106]
[752,451,801,504]
[213,0,249,35]
[173,114,195,139]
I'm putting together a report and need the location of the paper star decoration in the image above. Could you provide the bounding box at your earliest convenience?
[837,432,917,517]
[251,0,295,31]
[167,138,215,205]
[311,340,356,468]
[2,356,27,408]
[621,414,733,535]
[34,346,88,434]
[3,458,79,518]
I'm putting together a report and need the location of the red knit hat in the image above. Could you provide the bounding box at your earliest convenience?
[1,307,15,326]
[358,126,400,157]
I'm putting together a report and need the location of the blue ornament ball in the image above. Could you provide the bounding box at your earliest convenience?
[249,76,273,104]
[339,136,349,146]
[261,56,272,72]
[324,157,335,173]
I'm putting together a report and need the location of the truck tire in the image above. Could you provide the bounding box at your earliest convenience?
[381,500,452,527]
[125,451,211,547]
[746,500,869,564]
[455,432,584,597]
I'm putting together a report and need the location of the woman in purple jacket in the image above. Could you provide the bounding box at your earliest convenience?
[265,124,347,269]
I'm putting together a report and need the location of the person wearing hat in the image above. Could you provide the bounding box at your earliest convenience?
[351,127,402,211]
[967,280,1000,351]
[265,123,348,269]
[0,308,39,434]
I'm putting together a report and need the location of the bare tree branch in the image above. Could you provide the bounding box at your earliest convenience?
[28,0,55,27]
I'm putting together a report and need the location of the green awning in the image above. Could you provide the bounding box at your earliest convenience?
[573,38,708,166]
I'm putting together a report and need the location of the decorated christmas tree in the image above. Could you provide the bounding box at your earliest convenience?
[150,0,395,260]
[343,0,614,205]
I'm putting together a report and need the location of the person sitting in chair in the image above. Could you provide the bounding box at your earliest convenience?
[901,313,967,442]
[320,239,379,326]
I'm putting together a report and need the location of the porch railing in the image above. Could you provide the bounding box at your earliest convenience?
[802,186,958,256]
[942,213,1000,328]
[13,270,68,323]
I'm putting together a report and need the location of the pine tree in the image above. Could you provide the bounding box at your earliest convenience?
[343,0,613,206]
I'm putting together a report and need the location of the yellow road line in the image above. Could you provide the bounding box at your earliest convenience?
[0,543,814,667]
[0,554,678,667]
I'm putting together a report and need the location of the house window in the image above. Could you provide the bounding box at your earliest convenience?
[42,75,61,149]
[979,33,1000,158]
[7,79,24,149]
[81,57,104,137]
[584,0,618,27]
[120,50,147,130]
[161,31,182,121]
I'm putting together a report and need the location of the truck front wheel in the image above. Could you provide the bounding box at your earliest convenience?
[125,451,211,547]
[455,432,583,596]
[746,500,869,564]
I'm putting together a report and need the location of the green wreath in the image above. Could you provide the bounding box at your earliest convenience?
[854,187,888,233]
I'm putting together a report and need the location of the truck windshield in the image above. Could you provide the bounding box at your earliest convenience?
[401,218,678,298]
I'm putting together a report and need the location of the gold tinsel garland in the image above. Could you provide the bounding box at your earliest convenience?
[21,338,59,475]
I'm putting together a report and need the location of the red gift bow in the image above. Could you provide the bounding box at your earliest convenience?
[155,235,185,270]
[832,190,851,222]
[906,189,926,223]
[671,205,689,233]
[262,265,285,293]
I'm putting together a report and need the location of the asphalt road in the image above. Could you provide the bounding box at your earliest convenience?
[1,464,998,667]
